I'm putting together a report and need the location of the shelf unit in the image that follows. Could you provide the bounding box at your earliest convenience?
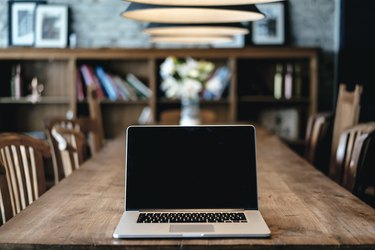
[0,47,319,139]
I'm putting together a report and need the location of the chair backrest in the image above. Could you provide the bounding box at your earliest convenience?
[0,161,12,225]
[0,133,51,222]
[51,126,87,178]
[329,84,362,180]
[304,112,333,173]
[44,117,94,183]
[160,109,216,125]
[87,85,105,151]
[334,123,375,194]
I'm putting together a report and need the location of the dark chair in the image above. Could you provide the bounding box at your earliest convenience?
[329,84,362,181]
[51,126,87,178]
[0,133,51,222]
[44,117,97,183]
[304,112,333,173]
[336,123,375,207]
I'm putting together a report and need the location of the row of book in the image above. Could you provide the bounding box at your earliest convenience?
[77,64,152,101]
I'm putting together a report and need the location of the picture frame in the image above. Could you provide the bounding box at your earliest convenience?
[252,2,286,45]
[8,1,43,46]
[35,5,68,48]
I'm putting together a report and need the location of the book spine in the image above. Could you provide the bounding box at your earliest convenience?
[95,67,118,101]
[126,73,152,98]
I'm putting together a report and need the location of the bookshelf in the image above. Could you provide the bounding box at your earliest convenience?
[0,47,319,139]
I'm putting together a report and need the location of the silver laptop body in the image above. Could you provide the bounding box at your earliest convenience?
[113,125,270,238]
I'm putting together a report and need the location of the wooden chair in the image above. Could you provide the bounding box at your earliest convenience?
[44,117,96,183]
[329,84,362,181]
[0,133,51,222]
[304,112,333,173]
[0,161,12,225]
[160,109,216,125]
[334,123,375,202]
[87,85,105,151]
[51,126,87,178]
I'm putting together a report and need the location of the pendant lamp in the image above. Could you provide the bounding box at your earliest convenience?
[144,23,249,36]
[126,0,283,6]
[122,3,265,23]
[150,35,234,44]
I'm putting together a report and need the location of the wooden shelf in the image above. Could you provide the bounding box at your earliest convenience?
[158,98,230,105]
[0,47,319,139]
[239,96,310,104]
[77,99,149,105]
[0,96,70,104]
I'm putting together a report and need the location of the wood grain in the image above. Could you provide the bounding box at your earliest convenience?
[0,127,374,249]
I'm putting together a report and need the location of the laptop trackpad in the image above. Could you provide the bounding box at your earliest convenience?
[170,225,214,233]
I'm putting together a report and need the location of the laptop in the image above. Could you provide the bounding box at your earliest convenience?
[113,125,270,238]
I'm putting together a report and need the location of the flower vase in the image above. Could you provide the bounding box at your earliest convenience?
[180,96,200,126]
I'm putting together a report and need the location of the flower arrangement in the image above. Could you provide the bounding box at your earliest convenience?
[160,56,215,100]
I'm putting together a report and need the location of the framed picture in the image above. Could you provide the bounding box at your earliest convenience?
[252,2,286,45]
[35,5,68,48]
[8,1,41,46]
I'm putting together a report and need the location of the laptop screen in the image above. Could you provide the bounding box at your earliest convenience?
[125,125,258,210]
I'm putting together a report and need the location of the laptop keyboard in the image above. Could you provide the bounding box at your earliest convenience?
[137,212,247,223]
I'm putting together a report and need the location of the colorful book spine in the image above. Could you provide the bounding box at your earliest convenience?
[126,73,152,98]
[95,66,118,101]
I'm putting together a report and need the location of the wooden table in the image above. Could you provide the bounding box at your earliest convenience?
[0,127,375,249]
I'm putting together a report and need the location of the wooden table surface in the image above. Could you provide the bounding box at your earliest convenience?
[0,127,375,249]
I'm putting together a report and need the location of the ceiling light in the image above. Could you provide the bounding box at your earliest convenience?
[150,35,234,44]
[122,4,265,23]
[126,0,284,6]
[145,23,249,36]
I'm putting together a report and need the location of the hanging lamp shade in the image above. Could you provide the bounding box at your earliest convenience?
[150,35,234,44]
[126,0,283,6]
[122,3,265,23]
[144,23,249,36]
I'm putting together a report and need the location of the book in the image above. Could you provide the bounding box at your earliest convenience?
[119,77,139,101]
[95,66,118,101]
[80,64,105,99]
[126,73,152,98]
[110,74,129,101]
[203,66,231,100]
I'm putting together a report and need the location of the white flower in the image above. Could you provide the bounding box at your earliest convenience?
[181,78,202,99]
[160,57,176,79]
[160,56,215,100]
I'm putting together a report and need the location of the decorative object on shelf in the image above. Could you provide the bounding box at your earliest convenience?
[160,56,215,125]
[26,77,44,103]
[35,5,69,48]
[10,63,22,99]
[122,3,265,23]
[252,1,286,45]
[8,1,46,46]
[273,64,282,99]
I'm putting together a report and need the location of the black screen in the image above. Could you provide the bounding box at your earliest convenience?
[125,126,258,210]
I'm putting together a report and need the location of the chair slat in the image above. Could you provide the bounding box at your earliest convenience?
[20,146,33,205]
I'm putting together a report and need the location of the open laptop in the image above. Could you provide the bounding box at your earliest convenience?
[113,125,270,238]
